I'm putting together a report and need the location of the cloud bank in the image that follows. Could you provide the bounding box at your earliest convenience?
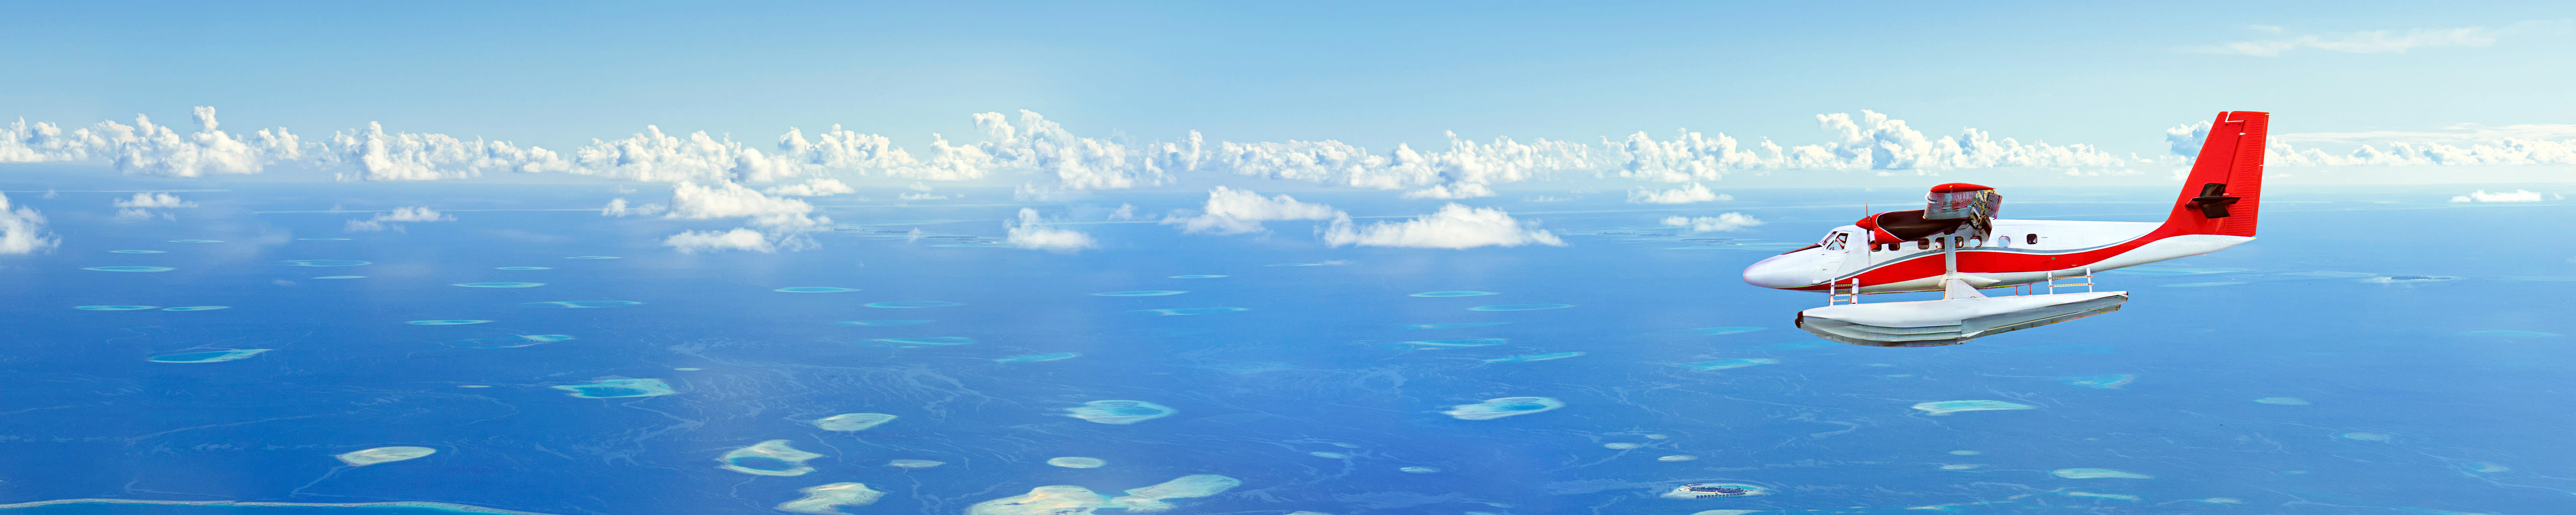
[2449,189,2545,202]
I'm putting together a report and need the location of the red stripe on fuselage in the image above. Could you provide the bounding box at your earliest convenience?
[1783,230,2168,291]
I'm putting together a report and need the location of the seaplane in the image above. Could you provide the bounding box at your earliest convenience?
[1742,111,2270,347]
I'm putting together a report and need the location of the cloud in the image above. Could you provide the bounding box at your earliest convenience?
[1626,183,1729,204]
[1,107,304,177]
[762,178,855,196]
[343,206,453,232]
[2449,189,2545,203]
[1209,132,1591,199]
[0,192,60,254]
[665,182,826,228]
[2265,138,2576,166]
[1006,208,1096,251]
[2166,117,2576,167]
[1109,203,1139,221]
[664,227,777,253]
[899,192,949,200]
[1661,213,1764,232]
[113,192,194,209]
[111,192,196,221]
[1161,186,1342,234]
[328,121,563,181]
[2196,22,2569,57]
[601,198,666,217]
[6,107,2311,190]
[1322,203,1565,249]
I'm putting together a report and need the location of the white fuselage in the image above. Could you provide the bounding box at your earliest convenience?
[1743,218,2253,293]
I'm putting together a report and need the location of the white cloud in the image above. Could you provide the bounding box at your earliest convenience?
[2196,22,2568,57]
[1322,203,1565,249]
[111,192,196,221]
[1209,132,1591,199]
[1161,186,1343,234]
[113,193,194,209]
[1661,213,1764,232]
[601,198,666,217]
[665,182,826,228]
[763,178,855,196]
[343,206,453,232]
[1,107,303,177]
[899,192,949,200]
[1006,208,1096,251]
[328,121,564,181]
[2169,117,2576,168]
[380,206,451,222]
[1626,183,1729,204]
[1109,203,1139,221]
[664,227,777,253]
[0,192,60,254]
[2449,189,2545,203]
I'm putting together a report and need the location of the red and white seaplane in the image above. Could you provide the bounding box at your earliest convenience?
[1742,111,2270,347]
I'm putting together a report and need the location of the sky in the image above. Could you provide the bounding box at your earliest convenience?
[2,2,2572,218]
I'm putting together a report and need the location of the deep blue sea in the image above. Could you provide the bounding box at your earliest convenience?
[2,180,2571,515]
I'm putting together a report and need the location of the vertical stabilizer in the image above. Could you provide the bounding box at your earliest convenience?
[2163,111,2268,236]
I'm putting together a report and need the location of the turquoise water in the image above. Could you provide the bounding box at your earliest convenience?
[4,184,2572,514]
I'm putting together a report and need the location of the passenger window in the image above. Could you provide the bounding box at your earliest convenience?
[2025,233,2038,245]
[1997,236,2010,248]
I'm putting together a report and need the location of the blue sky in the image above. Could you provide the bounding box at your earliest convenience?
[2,1,2572,208]
[6,2,2571,153]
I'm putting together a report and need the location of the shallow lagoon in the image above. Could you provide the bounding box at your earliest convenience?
[82,266,172,272]
[549,378,674,398]
[1062,400,1176,424]
[147,349,271,363]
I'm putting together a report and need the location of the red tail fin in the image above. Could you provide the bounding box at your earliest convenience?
[2164,111,2268,237]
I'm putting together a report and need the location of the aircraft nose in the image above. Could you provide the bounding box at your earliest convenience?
[1742,254,1818,289]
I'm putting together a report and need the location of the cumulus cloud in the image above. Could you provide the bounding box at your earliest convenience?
[1,107,303,177]
[1006,208,1096,251]
[111,192,196,221]
[1161,186,1342,234]
[0,192,60,254]
[651,182,828,252]
[2195,22,2569,57]
[665,182,826,228]
[1321,203,1564,249]
[664,227,777,253]
[763,178,855,196]
[1661,213,1764,232]
[343,206,454,232]
[328,121,565,181]
[1626,183,1729,204]
[2450,189,2545,202]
